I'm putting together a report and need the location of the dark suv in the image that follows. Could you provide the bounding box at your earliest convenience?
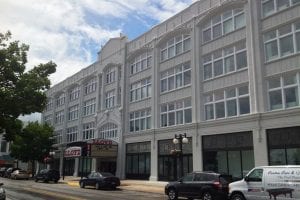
[35,169,60,183]
[165,171,232,200]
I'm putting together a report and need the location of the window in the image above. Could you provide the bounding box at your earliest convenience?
[129,109,151,132]
[202,8,245,43]
[264,22,300,61]
[68,104,79,121]
[84,77,97,95]
[105,68,116,84]
[99,123,118,139]
[247,169,263,182]
[66,126,78,143]
[55,110,64,124]
[83,122,95,140]
[130,52,152,75]
[160,98,192,127]
[262,0,300,17]
[268,73,300,110]
[83,98,96,116]
[130,78,151,102]
[45,99,53,111]
[44,115,52,125]
[0,141,7,153]
[204,85,250,120]
[161,34,191,61]
[161,62,191,93]
[54,130,63,145]
[105,90,115,109]
[56,93,65,107]
[69,86,80,101]
[203,41,247,80]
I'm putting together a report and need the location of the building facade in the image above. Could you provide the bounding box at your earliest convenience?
[42,0,300,181]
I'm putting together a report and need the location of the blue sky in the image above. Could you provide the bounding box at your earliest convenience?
[0,0,195,85]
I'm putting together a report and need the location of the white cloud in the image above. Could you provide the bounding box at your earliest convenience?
[0,0,194,85]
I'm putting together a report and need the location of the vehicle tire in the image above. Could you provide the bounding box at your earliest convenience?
[230,193,245,200]
[201,191,213,200]
[95,182,100,190]
[80,182,85,188]
[167,188,178,200]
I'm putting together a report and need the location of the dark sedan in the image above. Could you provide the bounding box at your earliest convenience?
[165,171,232,200]
[79,172,120,190]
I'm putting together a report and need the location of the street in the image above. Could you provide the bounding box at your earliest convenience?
[0,177,167,200]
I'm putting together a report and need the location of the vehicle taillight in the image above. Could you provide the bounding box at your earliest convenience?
[213,181,222,190]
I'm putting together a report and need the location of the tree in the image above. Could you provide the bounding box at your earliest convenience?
[0,31,56,141]
[10,121,54,176]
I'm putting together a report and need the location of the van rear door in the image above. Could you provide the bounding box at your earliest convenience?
[243,168,269,200]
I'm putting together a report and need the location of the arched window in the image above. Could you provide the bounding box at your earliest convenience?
[99,123,118,139]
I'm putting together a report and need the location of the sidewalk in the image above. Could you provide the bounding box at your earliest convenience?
[60,176,168,194]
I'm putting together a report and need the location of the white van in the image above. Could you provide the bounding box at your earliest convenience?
[229,165,300,200]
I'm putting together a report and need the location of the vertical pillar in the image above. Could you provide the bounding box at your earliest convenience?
[253,129,268,166]
[59,152,64,176]
[74,157,79,177]
[149,139,158,181]
[91,158,97,172]
[193,132,202,171]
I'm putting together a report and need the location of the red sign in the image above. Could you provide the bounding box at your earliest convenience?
[64,147,81,158]
[89,139,114,145]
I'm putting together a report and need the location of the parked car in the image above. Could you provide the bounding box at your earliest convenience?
[0,168,7,177]
[10,169,29,180]
[35,169,60,183]
[0,183,5,200]
[79,172,120,190]
[165,171,232,200]
[4,167,20,178]
[229,165,300,200]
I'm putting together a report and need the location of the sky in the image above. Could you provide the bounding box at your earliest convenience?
[0,0,195,86]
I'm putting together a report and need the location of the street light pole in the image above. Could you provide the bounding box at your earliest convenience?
[172,133,188,179]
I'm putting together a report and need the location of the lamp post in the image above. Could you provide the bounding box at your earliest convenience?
[171,133,188,180]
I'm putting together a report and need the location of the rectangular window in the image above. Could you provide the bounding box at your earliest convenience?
[105,90,115,108]
[160,98,192,127]
[129,109,151,132]
[130,78,151,102]
[69,86,80,101]
[84,77,97,95]
[268,73,300,110]
[105,68,115,84]
[83,98,96,116]
[83,122,95,140]
[66,126,78,143]
[55,110,64,124]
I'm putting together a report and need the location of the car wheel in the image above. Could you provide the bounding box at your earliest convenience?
[80,182,85,188]
[201,191,213,200]
[167,188,178,200]
[95,182,100,190]
[230,193,245,200]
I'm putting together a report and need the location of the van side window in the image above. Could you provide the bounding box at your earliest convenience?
[247,169,263,182]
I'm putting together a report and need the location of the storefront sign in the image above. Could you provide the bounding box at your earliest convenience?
[64,146,82,158]
[89,139,118,157]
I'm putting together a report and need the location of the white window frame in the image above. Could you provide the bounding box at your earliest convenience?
[160,34,191,62]
[56,93,65,107]
[46,99,53,111]
[203,41,247,80]
[130,52,152,75]
[84,77,97,95]
[83,122,95,140]
[129,109,151,132]
[55,110,64,124]
[160,98,192,127]
[54,130,63,144]
[202,8,245,43]
[83,98,96,116]
[268,72,300,110]
[66,126,78,143]
[262,0,300,18]
[106,68,116,84]
[204,85,250,120]
[160,62,191,93]
[130,78,151,102]
[44,115,52,125]
[68,104,79,121]
[99,123,118,139]
[69,86,80,101]
[105,90,115,109]
[264,22,300,62]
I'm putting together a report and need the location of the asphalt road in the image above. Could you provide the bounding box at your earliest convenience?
[0,177,167,200]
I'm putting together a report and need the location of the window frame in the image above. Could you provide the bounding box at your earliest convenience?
[130,52,152,75]
[68,104,79,121]
[82,122,95,140]
[83,98,96,116]
[99,123,118,139]
[105,90,115,109]
[130,78,152,102]
[129,109,151,132]
[261,0,300,18]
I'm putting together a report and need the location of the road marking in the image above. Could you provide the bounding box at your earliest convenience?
[24,187,86,200]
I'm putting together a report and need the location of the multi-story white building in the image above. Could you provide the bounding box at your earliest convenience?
[42,0,300,181]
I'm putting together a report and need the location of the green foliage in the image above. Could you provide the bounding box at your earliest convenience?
[10,121,54,163]
[0,31,56,141]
